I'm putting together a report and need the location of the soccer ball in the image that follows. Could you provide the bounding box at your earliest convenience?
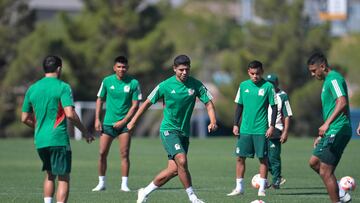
[339,176,356,191]
[251,200,266,203]
[251,174,261,189]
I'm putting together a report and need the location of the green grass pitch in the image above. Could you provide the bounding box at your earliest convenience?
[0,137,359,203]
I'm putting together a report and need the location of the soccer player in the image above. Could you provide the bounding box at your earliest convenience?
[265,74,293,189]
[307,52,352,203]
[127,54,217,203]
[21,55,94,203]
[92,56,141,192]
[227,60,277,197]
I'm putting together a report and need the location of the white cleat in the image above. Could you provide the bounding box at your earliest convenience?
[92,184,106,191]
[191,198,205,203]
[258,190,266,197]
[226,189,244,196]
[340,192,351,203]
[280,177,287,185]
[137,188,148,203]
[120,186,131,192]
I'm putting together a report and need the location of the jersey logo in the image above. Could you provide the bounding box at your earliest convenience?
[124,85,130,92]
[164,131,169,136]
[236,147,240,153]
[175,144,181,150]
[110,85,115,90]
[188,88,195,95]
[171,90,176,94]
[245,89,249,93]
[258,89,265,96]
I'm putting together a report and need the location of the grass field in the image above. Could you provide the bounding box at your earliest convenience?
[0,137,359,203]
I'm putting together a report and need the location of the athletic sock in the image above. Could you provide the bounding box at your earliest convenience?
[44,197,52,203]
[121,176,128,188]
[259,178,267,192]
[186,187,198,201]
[99,176,106,185]
[143,181,158,196]
[236,178,244,191]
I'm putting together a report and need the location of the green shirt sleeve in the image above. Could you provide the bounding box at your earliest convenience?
[132,80,142,101]
[22,88,33,113]
[268,85,276,106]
[329,78,346,99]
[196,81,213,104]
[280,93,293,118]
[97,80,106,99]
[61,84,74,107]
[148,84,162,104]
[234,85,242,104]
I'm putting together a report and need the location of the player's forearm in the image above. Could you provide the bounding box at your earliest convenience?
[121,101,139,123]
[270,105,277,127]
[233,104,243,126]
[324,96,347,126]
[21,112,35,128]
[206,101,217,124]
[130,99,152,125]
[95,98,103,120]
[64,107,88,134]
[283,116,291,134]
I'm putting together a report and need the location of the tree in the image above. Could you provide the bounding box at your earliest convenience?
[0,0,34,137]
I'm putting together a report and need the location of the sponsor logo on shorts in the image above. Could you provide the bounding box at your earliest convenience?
[236,147,240,153]
[270,144,275,148]
[175,144,181,150]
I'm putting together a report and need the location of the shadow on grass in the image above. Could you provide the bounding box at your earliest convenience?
[157,187,184,191]
[276,192,327,196]
[279,186,325,190]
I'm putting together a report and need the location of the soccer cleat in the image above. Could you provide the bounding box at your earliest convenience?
[92,183,106,191]
[226,189,244,196]
[137,188,148,203]
[191,198,205,203]
[120,185,131,192]
[340,192,351,203]
[280,177,286,185]
[257,190,266,197]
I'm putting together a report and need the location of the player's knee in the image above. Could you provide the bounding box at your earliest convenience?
[120,149,129,159]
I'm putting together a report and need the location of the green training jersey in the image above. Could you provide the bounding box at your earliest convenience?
[148,75,213,136]
[268,90,293,138]
[235,79,276,135]
[97,74,142,126]
[322,70,351,135]
[22,77,74,149]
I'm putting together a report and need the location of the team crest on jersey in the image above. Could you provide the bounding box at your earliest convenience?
[188,88,195,95]
[258,89,264,96]
[124,85,130,92]
[175,144,181,150]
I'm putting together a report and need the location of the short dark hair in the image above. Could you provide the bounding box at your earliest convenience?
[174,54,191,67]
[248,60,263,70]
[307,52,329,67]
[114,56,128,65]
[43,55,62,73]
